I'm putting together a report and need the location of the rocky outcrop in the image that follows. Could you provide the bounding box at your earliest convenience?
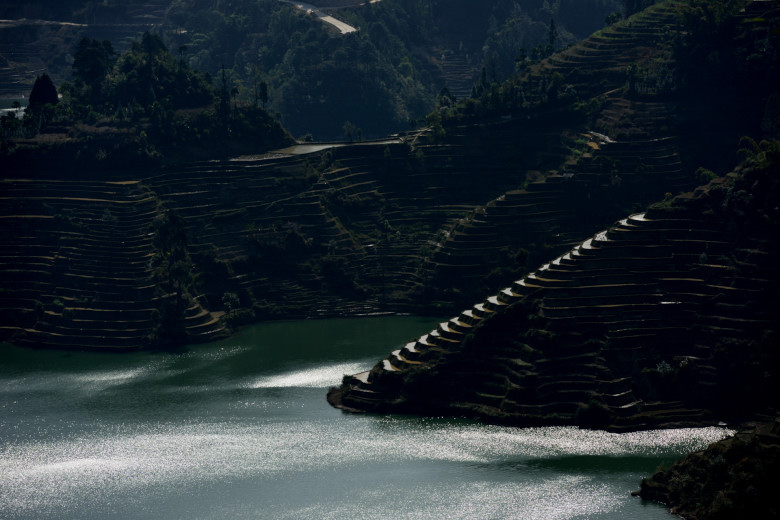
[328,154,780,431]
[634,418,780,519]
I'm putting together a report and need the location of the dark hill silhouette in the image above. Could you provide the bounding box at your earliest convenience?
[328,144,780,431]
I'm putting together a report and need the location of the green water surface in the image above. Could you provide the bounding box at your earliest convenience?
[0,316,730,519]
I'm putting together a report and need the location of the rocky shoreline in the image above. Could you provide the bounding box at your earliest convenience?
[634,418,780,519]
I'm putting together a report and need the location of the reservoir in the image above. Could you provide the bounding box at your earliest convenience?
[0,316,730,519]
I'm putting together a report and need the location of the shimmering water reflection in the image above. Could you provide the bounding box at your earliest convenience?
[0,317,731,520]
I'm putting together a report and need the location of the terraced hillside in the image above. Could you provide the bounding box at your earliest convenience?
[416,0,780,308]
[141,130,569,320]
[416,129,689,308]
[437,48,479,100]
[0,120,686,351]
[329,154,780,430]
[3,0,777,351]
[538,1,680,106]
[0,178,225,350]
[416,1,690,305]
[0,0,171,98]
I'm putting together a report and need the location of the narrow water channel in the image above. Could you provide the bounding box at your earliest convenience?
[0,316,730,519]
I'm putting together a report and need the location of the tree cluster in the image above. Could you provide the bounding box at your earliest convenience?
[2,31,292,163]
[67,32,214,118]
[163,0,436,139]
[159,0,620,140]
[1,74,59,142]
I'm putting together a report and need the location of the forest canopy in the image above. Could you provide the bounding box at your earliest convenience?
[160,0,622,139]
[2,0,624,141]
[1,31,291,165]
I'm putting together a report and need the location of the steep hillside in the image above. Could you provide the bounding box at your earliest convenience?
[417,0,780,308]
[0,178,227,349]
[328,143,780,430]
[2,0,778,351]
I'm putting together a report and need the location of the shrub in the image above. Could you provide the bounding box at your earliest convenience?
[575,398,614,429]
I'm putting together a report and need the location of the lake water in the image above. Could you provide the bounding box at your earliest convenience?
[0,316,730,520]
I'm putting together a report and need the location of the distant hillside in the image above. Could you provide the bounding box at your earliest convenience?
[0,0,621,138]
[0,0,170,99]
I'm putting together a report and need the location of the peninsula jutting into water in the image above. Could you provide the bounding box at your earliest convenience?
[2,0,779,518]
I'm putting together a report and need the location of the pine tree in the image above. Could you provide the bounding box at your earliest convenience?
[28,74,58,107]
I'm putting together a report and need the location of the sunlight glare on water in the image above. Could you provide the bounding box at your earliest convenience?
[0,317,733,520]
[248,359,376,388]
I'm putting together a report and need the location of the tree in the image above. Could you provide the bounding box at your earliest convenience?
[547,18,558,55]
[28,74,58,107]
[153,210,187,262]
[218,64,231,120]
[438,87,454,108]
[72,38,115,99]
[605,12,622,26]
[258,81,268,108]
[621,0,653,17]
[109,32,214,111]
[343,120,355,142]
[178,44,188,65]
[140,31,167,57]
[152,210,192,309]
[25,74,59,133]
[222,292,240,313]
[169,259,193,303]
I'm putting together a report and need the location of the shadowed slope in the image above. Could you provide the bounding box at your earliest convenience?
[329,153,780,431]
[3,0,778,351]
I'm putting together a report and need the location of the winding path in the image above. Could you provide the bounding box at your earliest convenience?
[279,0,381,35]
